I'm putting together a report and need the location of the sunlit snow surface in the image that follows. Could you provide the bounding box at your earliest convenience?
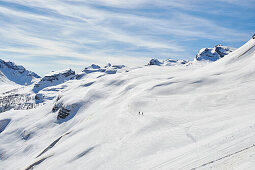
[1,39,255,170]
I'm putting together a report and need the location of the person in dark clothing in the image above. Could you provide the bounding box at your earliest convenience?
[253,34,255,39]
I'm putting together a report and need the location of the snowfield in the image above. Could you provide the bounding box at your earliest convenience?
[0,38,255,170]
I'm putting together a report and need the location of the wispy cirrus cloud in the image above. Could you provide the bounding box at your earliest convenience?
[0,0,253,75]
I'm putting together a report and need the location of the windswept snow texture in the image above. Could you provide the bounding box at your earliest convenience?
[195,45,236,61]
[1,38,255,170]
[0,59,40,85]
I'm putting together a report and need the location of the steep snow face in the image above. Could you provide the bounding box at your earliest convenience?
[195,45,236,61]
[33,69,76,93]
[148,58,189,66]
[0,71,17,91]
[0,39,255,170]
[0,59,40,85]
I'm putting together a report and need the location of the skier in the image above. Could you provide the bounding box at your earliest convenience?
[253,34,255,39]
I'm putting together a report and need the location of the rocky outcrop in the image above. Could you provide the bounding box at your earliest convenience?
[52,102,79,121]
[57,107,71,120]
[52,96,81,121]
[0,94,36,113]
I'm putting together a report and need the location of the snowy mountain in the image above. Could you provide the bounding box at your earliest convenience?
[82,63,126,74]
[1,38,255,170]
[0,59,40,86]
[33,69,76,93]
[31,63,126,95]
[195,44,236,61]
[148,58,189,66]
[148,44,235,66]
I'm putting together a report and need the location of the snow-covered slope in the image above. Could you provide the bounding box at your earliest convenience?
[0,59,40,86]
[195,44,236,61]
[0,38,255,170]
[0,71,18,94]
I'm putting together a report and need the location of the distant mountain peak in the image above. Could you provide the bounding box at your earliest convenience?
[33,69,76,93]
[148,45,235,67]
[0,59,40,85]
[195,45,236,61]
[148,58,189,66]
[83,63,125,74]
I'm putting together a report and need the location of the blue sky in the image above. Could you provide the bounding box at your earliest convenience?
[0,0,254,75]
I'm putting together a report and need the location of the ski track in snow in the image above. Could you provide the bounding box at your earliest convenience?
[191,144,255,170]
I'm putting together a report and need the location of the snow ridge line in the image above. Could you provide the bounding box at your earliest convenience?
[191,144,255,170]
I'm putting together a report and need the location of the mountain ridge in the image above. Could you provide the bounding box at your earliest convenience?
[0,44,235,88]
[0,59,40,86]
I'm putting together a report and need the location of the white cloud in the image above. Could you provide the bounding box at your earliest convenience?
[0,0,252,75]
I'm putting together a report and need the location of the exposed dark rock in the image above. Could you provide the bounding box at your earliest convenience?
[57,107,71,120]
[0,94,37,113]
